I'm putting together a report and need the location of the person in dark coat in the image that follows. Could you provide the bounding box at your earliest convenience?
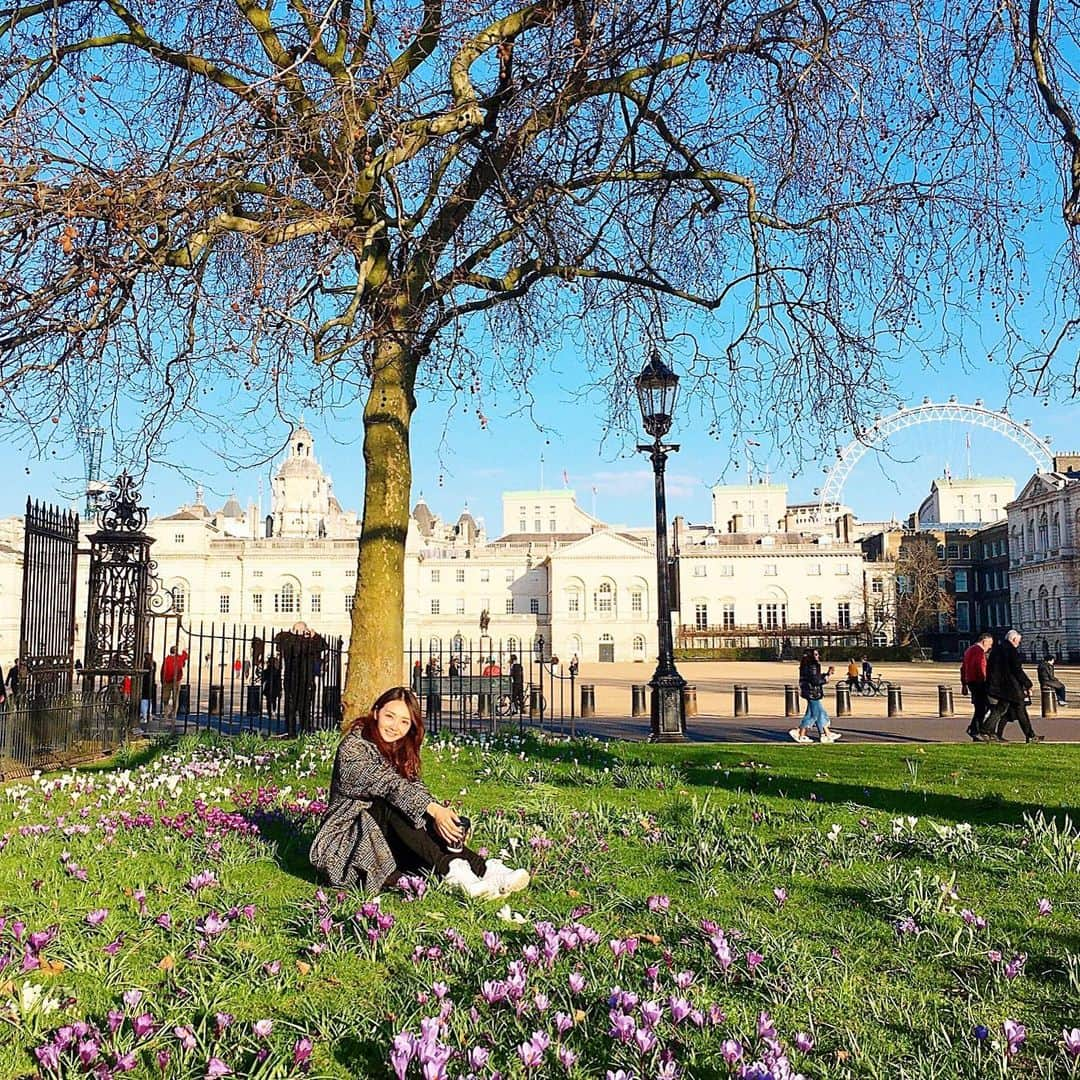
[982,629,1041,742]
[509,654,525,713]
[261,654,282,720]
[139,652,156,727]
[1037,656,1067,707]
[275,622,326,736]
[309,686,529,897]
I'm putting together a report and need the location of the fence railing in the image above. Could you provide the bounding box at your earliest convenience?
[0,688,133,781]
[405,639,578,736]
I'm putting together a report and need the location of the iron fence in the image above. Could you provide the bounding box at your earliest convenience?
[405,638,577,736]
[0,687,132,781]
[144,619,346,737]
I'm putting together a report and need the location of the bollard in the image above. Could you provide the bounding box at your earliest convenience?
[784,684,800,718]
[477,691,492,718]
[733,684,749,717]
[938,684,954,717]
[178,684,191,719]
[245,684,261,718]
[1040,686,1058,717]
[887,683,903,717]
[208,684,224,716]
[683,685,698,717]
[835,683,851,717]
[632,684,648,717]
[529,685,542,720]
[580,684,596,718]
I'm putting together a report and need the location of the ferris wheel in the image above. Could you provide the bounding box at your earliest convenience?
[816,396,1054,518]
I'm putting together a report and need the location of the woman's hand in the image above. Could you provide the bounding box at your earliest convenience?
[427,802,464,847]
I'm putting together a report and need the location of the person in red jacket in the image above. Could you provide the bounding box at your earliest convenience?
[160,646,188,724]
[960,631,993,741]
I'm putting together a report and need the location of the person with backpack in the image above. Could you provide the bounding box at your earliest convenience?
[790,649,841,743]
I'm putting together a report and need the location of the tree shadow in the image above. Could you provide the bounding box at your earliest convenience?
[678,762,1080,828]
[246,809,320,884]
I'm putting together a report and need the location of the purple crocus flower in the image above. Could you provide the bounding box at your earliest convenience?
[558,1046,578,1069]
[205,1058,231,1078]
[746,950,764,972]
[794,1032,814,1053]
[1063,1028,1080,1057]
[155,914,172,930]
[107,1009,125,1033]
[114,1051,137,1073]
[78,1039,101,1066]
[1037,898,1052,916]
[293,1036,313,1068]
[174,1026,197,1051]
[390,1032,415,1080]
[86,909,109,926]
[647,895,670,914]
[518,1040,544,1068]
[34,1043,61,1072]
[720,1039,743,1064]
[467,1046,490,1070]
[669,997,691,1024]
[1003,1020,1026,1056]
[773,887,787,908]
[156,1049,172,1071]
[132,1013,155,1039]
[568,972,586,994]
[253,1020,273,1039]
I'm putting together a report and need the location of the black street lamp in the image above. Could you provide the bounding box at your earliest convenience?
[635,351,686,742]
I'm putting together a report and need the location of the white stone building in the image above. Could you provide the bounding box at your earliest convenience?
[1005,456,1080,661]
[917,475,1014,527]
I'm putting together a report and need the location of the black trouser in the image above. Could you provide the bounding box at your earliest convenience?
[982,698,1035,739]
[967,683,989,735]
[367,799,485,882]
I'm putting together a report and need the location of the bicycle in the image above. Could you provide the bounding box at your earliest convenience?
[856,675,886,697]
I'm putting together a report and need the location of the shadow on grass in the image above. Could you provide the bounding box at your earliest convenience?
[678,762,1080,828]
[247,811,320,885]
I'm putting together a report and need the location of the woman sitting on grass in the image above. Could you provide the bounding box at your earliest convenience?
[310,686,529,898]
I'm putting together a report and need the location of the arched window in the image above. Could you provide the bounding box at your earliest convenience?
[506,637,518,655]
[1027,519,1036,554]
[632,635,647,659]
[1038,514,1049,551]
[1051,513,1061,548]
[598,633,615,662]
[169,584,188,614]
[275,581,298,614]
[593,581,615,613]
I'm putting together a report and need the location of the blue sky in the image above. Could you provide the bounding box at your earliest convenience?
[3,344,1072,537]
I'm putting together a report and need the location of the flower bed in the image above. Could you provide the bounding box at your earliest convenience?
[1,732,1078,1079]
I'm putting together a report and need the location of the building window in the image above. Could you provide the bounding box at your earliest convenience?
[505,570,514,582]
[947,543,959,560]
[252,593,263,614]
[345,594,355,612]
[961,544,971,559]
[310,594,322,613]
[835,563,849,576]
[631,591,643,613]
[505,598,514,614]
[519,518,527,532]
[721,603,736,630]
[252,569,264,578]
[955,601,970,632]
[837,602,851,629]
[719,563,734,577]
[693,564,707,578]
[275,582,297,614]
[529,598,540,614]
[173,533,185,544]
[219,594,230,613]
[456,568,465,583]
[871,578,884,594]
[456,598,466,615]
[568,591,580,613]
[480,569,490,582]
[633,635,646,658]
[695,603,708,630]
[345,569,355,578]
[764,564,777,576]
[809,602,823,629]
[170,587,187,614]
[807,563,821,576]
[220,570,231,579]
[312,569,322,578]
[431,569,441,583]
[430,599,440,615]
[757,603,786,629]
[594,582,614,613]
[953,569,968,593]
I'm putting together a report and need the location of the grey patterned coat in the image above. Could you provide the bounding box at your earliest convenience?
[309,732,435,893]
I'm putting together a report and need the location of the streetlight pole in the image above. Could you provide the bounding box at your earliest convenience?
[635,353,687,742]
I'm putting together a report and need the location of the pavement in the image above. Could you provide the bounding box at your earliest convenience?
[537,659,1080,744]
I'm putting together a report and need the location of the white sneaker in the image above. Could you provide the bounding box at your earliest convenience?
[820,731,842,743]
[444,859,500,899]
[788,728,811,744]
[482,858,531,896]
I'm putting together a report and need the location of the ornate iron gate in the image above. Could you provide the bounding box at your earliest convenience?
[18,499,80,699]
[82,474,156,721]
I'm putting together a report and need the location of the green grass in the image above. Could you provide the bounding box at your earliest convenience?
[0,732,1078,1079]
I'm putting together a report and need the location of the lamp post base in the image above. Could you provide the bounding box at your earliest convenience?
[649,672,687,743]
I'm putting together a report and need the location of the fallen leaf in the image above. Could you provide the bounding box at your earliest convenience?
[157,955,175,971]
[296,960,311,976]
[38,959,65,976]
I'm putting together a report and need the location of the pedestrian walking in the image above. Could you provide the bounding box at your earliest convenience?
[275,622,326,736]
[261,654,282,720]
[982,629,1042,742]
[960,631,994,741]
[509,654,525,713]
[139,651,156,727]
[790,649,841,743]
[160,646,188,725]
[1037,656,1067,707]
[846,657,860,690]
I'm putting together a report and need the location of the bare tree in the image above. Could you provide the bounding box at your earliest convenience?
[893,538,954,650]
[1,0,1076,711]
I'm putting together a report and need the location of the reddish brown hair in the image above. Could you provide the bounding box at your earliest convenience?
[353,686,424,780]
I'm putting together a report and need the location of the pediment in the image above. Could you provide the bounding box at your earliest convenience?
[1013,472,1063,503]
[550,529,652,560]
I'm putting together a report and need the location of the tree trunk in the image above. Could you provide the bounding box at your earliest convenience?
[343,337,415,721]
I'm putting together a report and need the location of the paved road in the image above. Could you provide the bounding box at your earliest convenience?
[539,659,1080,743]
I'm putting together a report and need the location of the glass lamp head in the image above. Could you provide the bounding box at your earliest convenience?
[635,351,679,439]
